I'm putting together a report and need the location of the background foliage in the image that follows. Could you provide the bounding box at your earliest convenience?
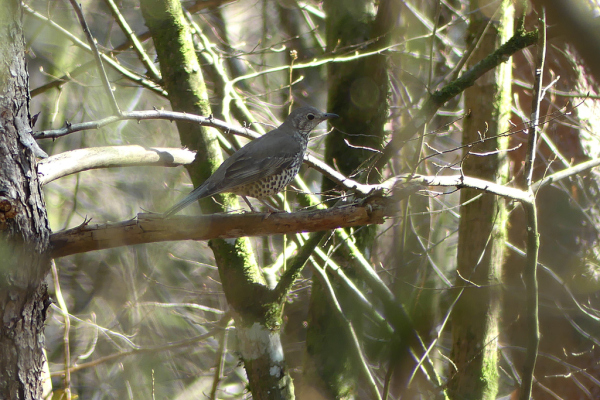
[20,0,600,398]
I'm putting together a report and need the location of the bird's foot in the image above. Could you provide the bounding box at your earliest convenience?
[258,199,286,219]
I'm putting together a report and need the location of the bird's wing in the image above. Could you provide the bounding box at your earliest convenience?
[224,155,294,183]
[211,131,302,192]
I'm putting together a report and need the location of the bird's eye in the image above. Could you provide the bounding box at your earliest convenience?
[307,114,315,120]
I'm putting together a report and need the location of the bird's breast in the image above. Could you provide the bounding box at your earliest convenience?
[229,157,303,199]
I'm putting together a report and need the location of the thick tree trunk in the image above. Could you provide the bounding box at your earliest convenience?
[139,1,294,398]
[0,0,52,398]
[303,0,400,398]
[448,1,513,399]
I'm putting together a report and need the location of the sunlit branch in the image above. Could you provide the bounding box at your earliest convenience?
[38,146,196,185]
[105,0,161,82]
[519,11,545,400]
[22,3,166,97]
[49,200,390,258]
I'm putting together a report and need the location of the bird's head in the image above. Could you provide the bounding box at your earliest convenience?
[286,106,338,135]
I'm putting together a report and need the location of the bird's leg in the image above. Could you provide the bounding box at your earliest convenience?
[259,198,281,212]
[258,198,285,219]
[241,196,258,213]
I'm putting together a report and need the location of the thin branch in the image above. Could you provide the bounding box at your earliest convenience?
[221,43,402,117]
[408,289,461,387]
[104,0,161,82]
[31,62,94,97]
[531,158,600,192]
[521,175,542,390]
[29,0,234,96]
[51,314,232,377]
[311,260,382,400]
[209,325,228,400]
[376,27,538,170]
[310,245,392,334]
[22,3,166,97]
[504,345,600,390]
[68,0,121,115]
[443,13,492,84]
[506,243,600,322]
[336,227,423,389]
[519,10,545,400]
[411,0,442,175]
[274,231,328,302]
[51,260,72,400]
[402,0,462,58]
[300,8,326,51]
[522,24,545,187]
[428,0,442,89]
[402,174,532,203]
[133,302,224,315]
[532,0,600,86]
[33,110,244,139]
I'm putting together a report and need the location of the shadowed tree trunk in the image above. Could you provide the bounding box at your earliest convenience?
[302,0,400,398]
[448,1,513,398]
[0,0,52,398]
[140,0,294,398]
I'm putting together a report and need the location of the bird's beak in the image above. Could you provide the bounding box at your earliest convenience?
[322,113,339,120]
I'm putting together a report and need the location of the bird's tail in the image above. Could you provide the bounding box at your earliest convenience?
[163,184,210,218]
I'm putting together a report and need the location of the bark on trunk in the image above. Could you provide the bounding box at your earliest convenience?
[0,1,52,398]
[139,1,294,398]
[448,1,513,398]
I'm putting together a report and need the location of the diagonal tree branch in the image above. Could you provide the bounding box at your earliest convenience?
[49,198,390,258]
[68,0,121,115]
[375,27,538,170]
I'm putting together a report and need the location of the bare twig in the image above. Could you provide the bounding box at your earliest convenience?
[310,245,392,332]
[274,231,328,302]
[531,0,600,86]
[506,243,600,322]
[443,14,493,84]
[33,110,244,139]
[51,313,232,377]
[51,260,72,400]
[68,0,121,115]
[209,325,228,400]
[376,28,538,170]
[428,0,442,89]
[104,0,161,82]
[519,10,545,400]
[221,44,401,117]
[23,3,166,97]
[531,158,600,192]
[411,0,442,173]
[27,3,228,98]
[311,260,382,400]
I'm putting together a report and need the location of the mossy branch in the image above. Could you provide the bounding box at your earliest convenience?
[376,28,538,170]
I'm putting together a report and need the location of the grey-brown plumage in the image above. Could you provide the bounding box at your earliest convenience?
[164,107,338,217]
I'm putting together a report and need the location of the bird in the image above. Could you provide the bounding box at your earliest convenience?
[163,106,338,217]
